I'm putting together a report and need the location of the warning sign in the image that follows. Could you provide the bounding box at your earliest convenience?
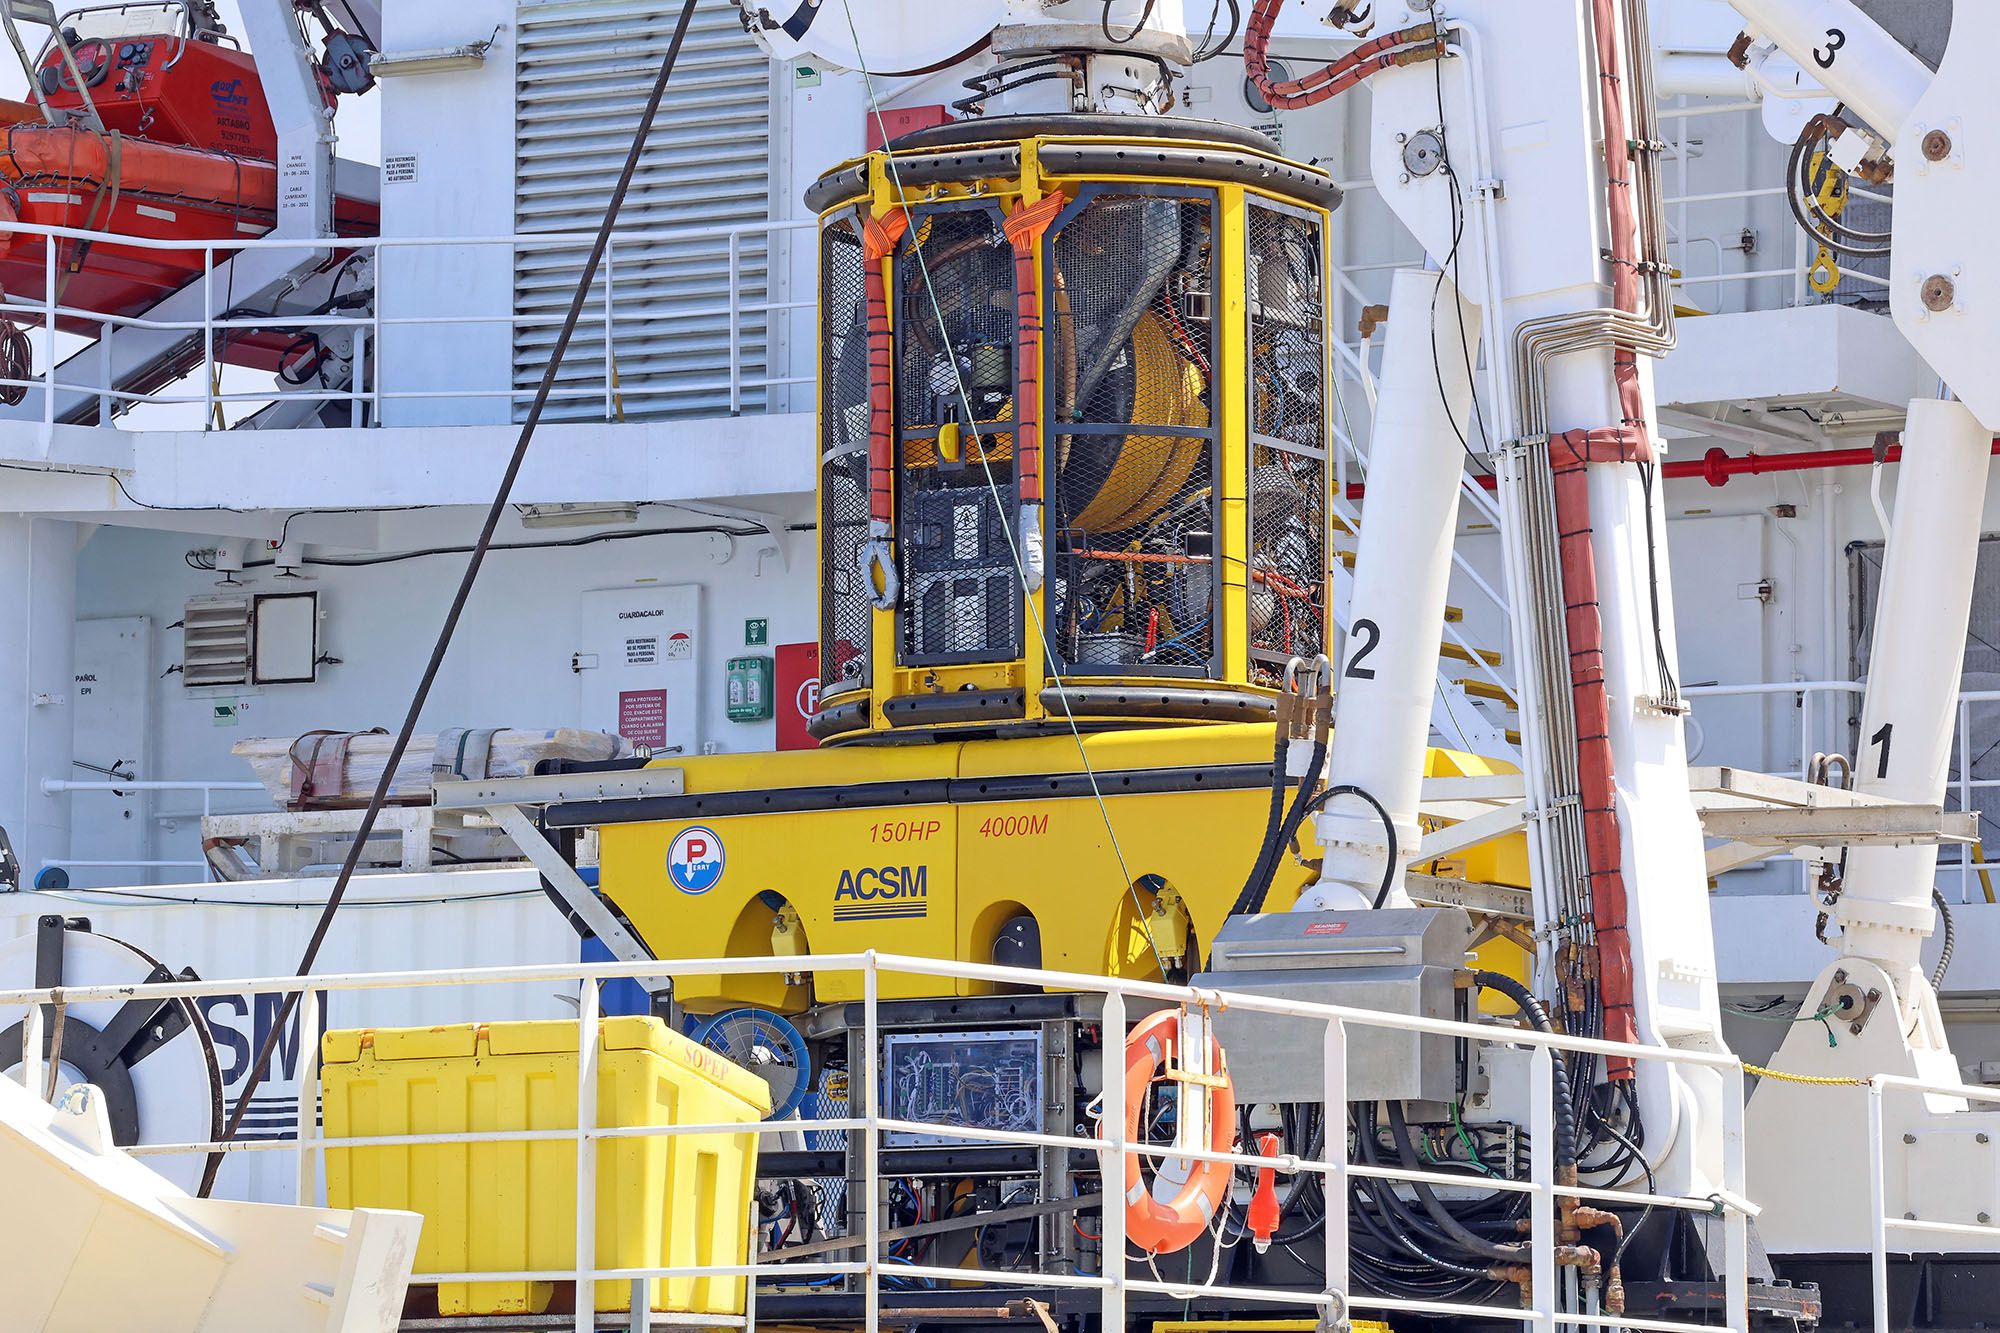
[775,642,820,751]
[617,689,668,748]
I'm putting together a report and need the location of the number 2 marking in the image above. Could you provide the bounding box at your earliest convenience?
[1871,721,1894,780]
[1814,27,1846,70]
[1346,618,1381,680]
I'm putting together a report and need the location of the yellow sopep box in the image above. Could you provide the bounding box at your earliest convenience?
[321,1015,770,1317]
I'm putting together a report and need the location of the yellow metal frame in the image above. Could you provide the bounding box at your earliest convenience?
[813,133,1338,741]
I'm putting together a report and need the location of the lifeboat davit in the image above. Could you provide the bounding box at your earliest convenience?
[0,24,377,354]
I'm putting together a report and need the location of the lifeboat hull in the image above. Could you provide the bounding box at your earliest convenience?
[0,126,378,366]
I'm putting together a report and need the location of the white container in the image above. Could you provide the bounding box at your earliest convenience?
[0,867,578,1203]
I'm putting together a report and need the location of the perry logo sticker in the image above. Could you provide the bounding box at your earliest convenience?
[667,825,725,894]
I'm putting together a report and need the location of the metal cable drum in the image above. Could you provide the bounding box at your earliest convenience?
[1047,189,1220,675]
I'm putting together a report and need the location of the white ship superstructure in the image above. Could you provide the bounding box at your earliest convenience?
[1,0,1998,1328]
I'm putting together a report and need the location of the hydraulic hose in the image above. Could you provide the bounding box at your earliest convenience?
[1932,887,1956,992]
[1475,971,1578,1171]
[1385,1101,1525,1262]
[1300,783,1400,909]
[1226,722,1292,922]
[1350,1108,1494,1277]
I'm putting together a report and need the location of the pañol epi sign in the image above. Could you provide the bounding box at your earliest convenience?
[832,865,930,922]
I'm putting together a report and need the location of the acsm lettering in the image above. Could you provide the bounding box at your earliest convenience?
[835,865,930,900]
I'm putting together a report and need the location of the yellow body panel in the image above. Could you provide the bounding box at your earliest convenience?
[321,1016,768,1317]
[594,725,1528,1013]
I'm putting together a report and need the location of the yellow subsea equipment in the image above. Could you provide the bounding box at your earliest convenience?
[321,1016,770,1319]
[808,115,1341,742]
[587,116,1528,1011]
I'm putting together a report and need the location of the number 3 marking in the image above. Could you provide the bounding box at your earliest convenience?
[1814,27,1846,70]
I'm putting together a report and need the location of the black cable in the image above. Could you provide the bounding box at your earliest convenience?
[1230,733,1328,923]
[1599,1083,1655,1279]
[1474,971,1577,1170]
[1932,887,1956,991]
[1225,722,1293,921]
[1428,37,1493,475]
[1102,0,1159,45]
[1300,784,1399,908]
[236,522,768,570]
[1636,462,1679,704]
[1385,1100,1523,1262]
[1785,126,1890,260]
[1191,0,1240,62]
[1350,1105,1496,1276]
[196,0,704,1197]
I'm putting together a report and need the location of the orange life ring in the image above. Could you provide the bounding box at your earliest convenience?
[1113,1007,1238,1256]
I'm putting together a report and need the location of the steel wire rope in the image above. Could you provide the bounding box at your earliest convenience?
[193,0,705,1197]
[837,0,1171,977]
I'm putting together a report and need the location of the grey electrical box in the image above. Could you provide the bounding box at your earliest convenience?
[883,1028,1043,1146]
[1194,907,1475,1104]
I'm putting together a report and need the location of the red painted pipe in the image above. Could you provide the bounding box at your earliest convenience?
[1339,437,2000,500]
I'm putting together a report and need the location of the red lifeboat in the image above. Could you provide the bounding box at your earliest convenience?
[0,26,377,347]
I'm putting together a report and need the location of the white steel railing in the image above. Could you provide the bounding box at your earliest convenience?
[36,777,270,881]
[0,217,814,429]
[1684,682,2000,903]
[0,950,1751,1333]
[1865,1072,2000,1333]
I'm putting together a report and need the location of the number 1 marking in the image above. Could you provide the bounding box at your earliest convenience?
[1871,721,1893,780]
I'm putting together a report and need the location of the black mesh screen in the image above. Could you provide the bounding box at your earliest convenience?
[895,205,1022,665]
[1045,191,1219,675]
[1246,202,1329,682]
[820,220,872,699]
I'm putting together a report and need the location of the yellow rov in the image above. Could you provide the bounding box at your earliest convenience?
[568,116,1527,1017]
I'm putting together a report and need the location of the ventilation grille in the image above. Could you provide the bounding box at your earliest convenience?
[182,593,252,687]
[820,220,872,701]
[1247,200,1329,681]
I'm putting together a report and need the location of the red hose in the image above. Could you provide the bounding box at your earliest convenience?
[1551,0,1654,1079]
[1003,191,1065,506]
[861,209,910,530]
[1242,0,1442,109]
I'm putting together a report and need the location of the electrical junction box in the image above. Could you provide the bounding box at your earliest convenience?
[883,1028,1043,1146]
[725,656,774,722]
[1194,907,1475,1105]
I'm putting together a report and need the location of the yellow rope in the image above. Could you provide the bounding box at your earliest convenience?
[1744,1063,1866,1087]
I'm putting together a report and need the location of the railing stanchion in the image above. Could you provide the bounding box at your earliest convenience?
[201,246,215,430]
[728,230,742,415]
[295,986,321,1206]
[20,999,42,1100]
[1529,1043,1557,1332]
[1322,1016,1350,1318]
[1098,989,1127,1331]
[350,319,366,429]
[1723,1061,1749,1331]
[1961,697,1975,904]
[1867,1077,1890,1333]
[42,237,56,429]
[603,235,617,421]
[97,319,110,423]
[862,953,881,1333]
[575,974,601,1333]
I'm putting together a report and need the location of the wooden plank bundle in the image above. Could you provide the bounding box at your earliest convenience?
[232,728,632,809]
